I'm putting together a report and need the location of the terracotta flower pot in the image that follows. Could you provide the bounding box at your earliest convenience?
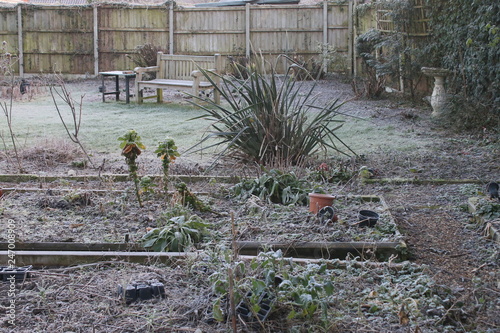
[308,193,336,214]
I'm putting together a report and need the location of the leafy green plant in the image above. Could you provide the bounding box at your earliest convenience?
[209,250,335,327]
[118,130,145,207]
[475,198,500,220]
[139,176,156,197]
[155,138,180,190]
[189,56,354,169]
[231,168,311,205]
[141,215,209,252]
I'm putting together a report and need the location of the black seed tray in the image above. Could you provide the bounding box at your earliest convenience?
[118,280,166,304]
[236,291,274,323]
[0,265,32,281]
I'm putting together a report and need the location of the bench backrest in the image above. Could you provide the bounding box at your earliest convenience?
[157,53,222,81]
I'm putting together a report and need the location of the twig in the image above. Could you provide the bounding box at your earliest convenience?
[48,75,95,168]
[471,263,488,273]
[42,260,141,272]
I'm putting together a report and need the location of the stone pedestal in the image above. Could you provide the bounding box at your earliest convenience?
[422,67,451,118]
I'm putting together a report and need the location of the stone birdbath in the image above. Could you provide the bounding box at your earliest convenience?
[422,67,451,118]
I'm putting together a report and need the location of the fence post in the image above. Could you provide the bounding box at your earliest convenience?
[169,2,174,55]
[93,5,99,75]
[352,0,357,77]
[17,5,24,77]
[322,1,328,74]
[348,0,354,76]
[245,3,250,58]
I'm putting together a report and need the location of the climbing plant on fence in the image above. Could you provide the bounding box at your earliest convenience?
[427,0,499,118]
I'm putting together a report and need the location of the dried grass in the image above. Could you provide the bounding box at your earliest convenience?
[20,138,82,167]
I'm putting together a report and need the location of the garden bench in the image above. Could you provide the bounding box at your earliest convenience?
[134,53,222,104]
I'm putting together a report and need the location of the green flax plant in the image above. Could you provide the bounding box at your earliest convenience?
[189,55,355,169]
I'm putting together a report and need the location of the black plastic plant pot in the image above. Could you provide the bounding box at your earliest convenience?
[123,285,138,304]
[487,182,499,200]
[317,206,336,224]
[358,210,379,227]
[150,282,166,298]
[137,284,152,300]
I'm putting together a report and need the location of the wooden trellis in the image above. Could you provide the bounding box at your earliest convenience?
[376,0,430,37]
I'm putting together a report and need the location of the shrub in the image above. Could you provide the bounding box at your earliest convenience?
[126,43,166,68]
[189,56,355,169]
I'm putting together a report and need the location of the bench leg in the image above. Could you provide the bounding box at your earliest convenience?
[137,89,143,103]
[193,86,199,99]
[214,89,220,105]
[156,88,163,103]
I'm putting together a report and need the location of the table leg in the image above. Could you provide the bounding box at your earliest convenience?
[115,76,120,101]
[125,76,131,104]
[101,75,105,102]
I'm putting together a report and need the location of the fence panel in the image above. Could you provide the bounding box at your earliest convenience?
[326,3,350,72]
[98,5,170,71]
[249,5,325,72]
[21,6,94,74]
[174,7,246,56]
[0,7,21,75]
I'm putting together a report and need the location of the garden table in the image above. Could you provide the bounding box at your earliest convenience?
[99,71,136,104]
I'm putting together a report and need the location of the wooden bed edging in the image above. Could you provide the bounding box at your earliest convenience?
[0,242,144,252]
[0,174,240,184]
[234,240,407,260]
[362,178,491,185]
[0,251,416,271]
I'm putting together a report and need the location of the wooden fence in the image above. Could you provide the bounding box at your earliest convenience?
[0,1,353,76]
